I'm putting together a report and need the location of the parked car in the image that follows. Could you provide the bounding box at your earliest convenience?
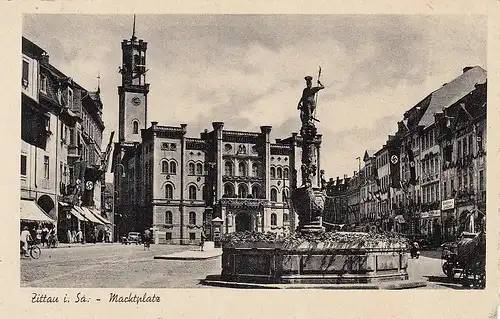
[127,232,142,244]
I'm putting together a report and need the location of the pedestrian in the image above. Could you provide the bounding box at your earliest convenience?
[72,229,77,244]
[200,227,207,251]
[41,225,49,247]
[36,226,42,245]
[20,226,31,257]
[48,227,56,248]
[76,229,83,244]
[143,228,151,250]
[67,228,72,244]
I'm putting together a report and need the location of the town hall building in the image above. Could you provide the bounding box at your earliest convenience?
[112,24,322,244]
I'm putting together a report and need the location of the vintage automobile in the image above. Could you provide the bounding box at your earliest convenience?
[121,232,142,245]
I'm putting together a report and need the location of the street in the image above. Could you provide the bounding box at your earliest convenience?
[21,244,469,289]
[21,244,220,288]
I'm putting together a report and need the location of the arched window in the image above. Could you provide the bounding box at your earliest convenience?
[283,168,289,179]
[252,163,259,177]
[251,185,259,199]
[271,213,277,226]
[188,185,197,200]
[133,121,139,134]
[188,162,195,175]
[161,160,168,173]
[239,162,247,176]
[270,167,276,179]
[196,163,203,175]
[224,183,235,197]
[225,161,233,176]
[238,184,248,198]
[271,188,278,202]
[165,211,173,224]
[165,184,173,199]
[189,211,196,225]
[277,167,283,179]
[202,185,208,201]
[169,161,176,174]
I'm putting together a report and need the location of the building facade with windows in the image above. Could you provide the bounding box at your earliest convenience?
[112,29,322,244]
[21,37,107,242]
[331,66,487,243]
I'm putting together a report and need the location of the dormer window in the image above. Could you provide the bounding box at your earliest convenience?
[40,74,47,93]
[67,88,73,108]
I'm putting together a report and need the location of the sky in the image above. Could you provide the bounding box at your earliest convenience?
[23,14,486,181]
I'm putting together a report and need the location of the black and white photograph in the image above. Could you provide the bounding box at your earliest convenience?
[19,13,487,291]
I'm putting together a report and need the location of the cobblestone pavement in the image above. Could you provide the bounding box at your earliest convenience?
[21,244,471,289]
[21,243,221,288]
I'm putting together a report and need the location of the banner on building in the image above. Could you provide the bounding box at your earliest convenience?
[388,136,401,188]
[406,145,416,185]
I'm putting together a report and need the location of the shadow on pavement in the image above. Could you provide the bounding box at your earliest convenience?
[425,276,484,290]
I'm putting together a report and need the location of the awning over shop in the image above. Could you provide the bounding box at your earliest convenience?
[80,207,104,225]
[395,215,406,224]
[69,207,86,221]
[20,199,55,223]
[88,208,111,225]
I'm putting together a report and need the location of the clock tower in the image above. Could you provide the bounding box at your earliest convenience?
[118,15,149,143]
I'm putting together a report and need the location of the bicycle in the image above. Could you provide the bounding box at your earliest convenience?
[21,241,41,259]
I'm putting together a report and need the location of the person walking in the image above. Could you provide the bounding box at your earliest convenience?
[143,228,151,250]
[76,229,83,244]
[41,225,49,247]
[20,226,31,257]
[200,227,207,252]
[35,226,42,245]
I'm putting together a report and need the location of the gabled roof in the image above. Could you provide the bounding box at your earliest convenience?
[363,150,377,161]
[418,66,487,128]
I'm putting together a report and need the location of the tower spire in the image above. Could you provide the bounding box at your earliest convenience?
[132,14,136,40]
[97,72,101,94]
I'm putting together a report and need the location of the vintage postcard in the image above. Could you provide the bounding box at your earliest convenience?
[2,1,500,318]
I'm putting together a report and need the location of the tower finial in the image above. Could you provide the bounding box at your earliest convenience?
[132,14,136,39]
[97,72,101,94]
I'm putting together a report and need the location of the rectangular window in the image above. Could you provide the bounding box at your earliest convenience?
[458,175,462,189]
[60,162,63,183]
[189,233,196,240]
[165,233,172,240]
[69,128,75,145]
[44,156,49,179]
[451,179,455,194]
[443,181,447,198]
[463,137,467,159]
[67,88,73,108]
[469,171,474,189]
[468,135,473,155]
[436,184,439,201]
[422,187,426,203]
[22,60,29,87]
[477,131,483,151]
[20,155,27,175]
[457,140,462,159]
[479,170,484,190]
[40,74,47,93]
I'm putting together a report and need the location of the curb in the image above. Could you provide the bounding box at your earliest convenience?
[154,252,222,261]
[200,278,427,290]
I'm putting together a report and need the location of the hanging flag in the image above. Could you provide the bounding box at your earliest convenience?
[406,145,416,185]
[388,136,402,188]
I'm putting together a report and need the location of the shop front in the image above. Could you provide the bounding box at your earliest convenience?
[20,199,56,234]
[419,210,441,245]
[441,199,455,241]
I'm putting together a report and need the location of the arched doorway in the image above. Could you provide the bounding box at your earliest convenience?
[235,213,252,232]
[37,195,55,218]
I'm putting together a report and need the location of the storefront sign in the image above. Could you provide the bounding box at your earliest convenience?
[430,210,441,217]
[420,212,429,218]
[441,199,455,210]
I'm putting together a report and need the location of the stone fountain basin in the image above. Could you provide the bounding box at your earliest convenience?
[221,237,409,284]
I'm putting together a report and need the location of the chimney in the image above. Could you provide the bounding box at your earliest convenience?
[151,121,158,128]
[353,171,357,176]
[336,176,340,183]
[344,174,347,179]
[463,66,474,74]
[329,178,334,182]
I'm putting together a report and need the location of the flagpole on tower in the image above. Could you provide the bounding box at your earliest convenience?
[132,14,136,39]
[314,66,321,119]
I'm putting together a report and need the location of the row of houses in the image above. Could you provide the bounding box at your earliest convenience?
[21,37,112,243]
[325,66,487,243]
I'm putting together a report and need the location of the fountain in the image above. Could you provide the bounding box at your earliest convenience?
[203,75,423,289]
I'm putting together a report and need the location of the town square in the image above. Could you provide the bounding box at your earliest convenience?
[20,14,486,290]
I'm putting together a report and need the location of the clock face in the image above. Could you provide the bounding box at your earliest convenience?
[131,96,141,106]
